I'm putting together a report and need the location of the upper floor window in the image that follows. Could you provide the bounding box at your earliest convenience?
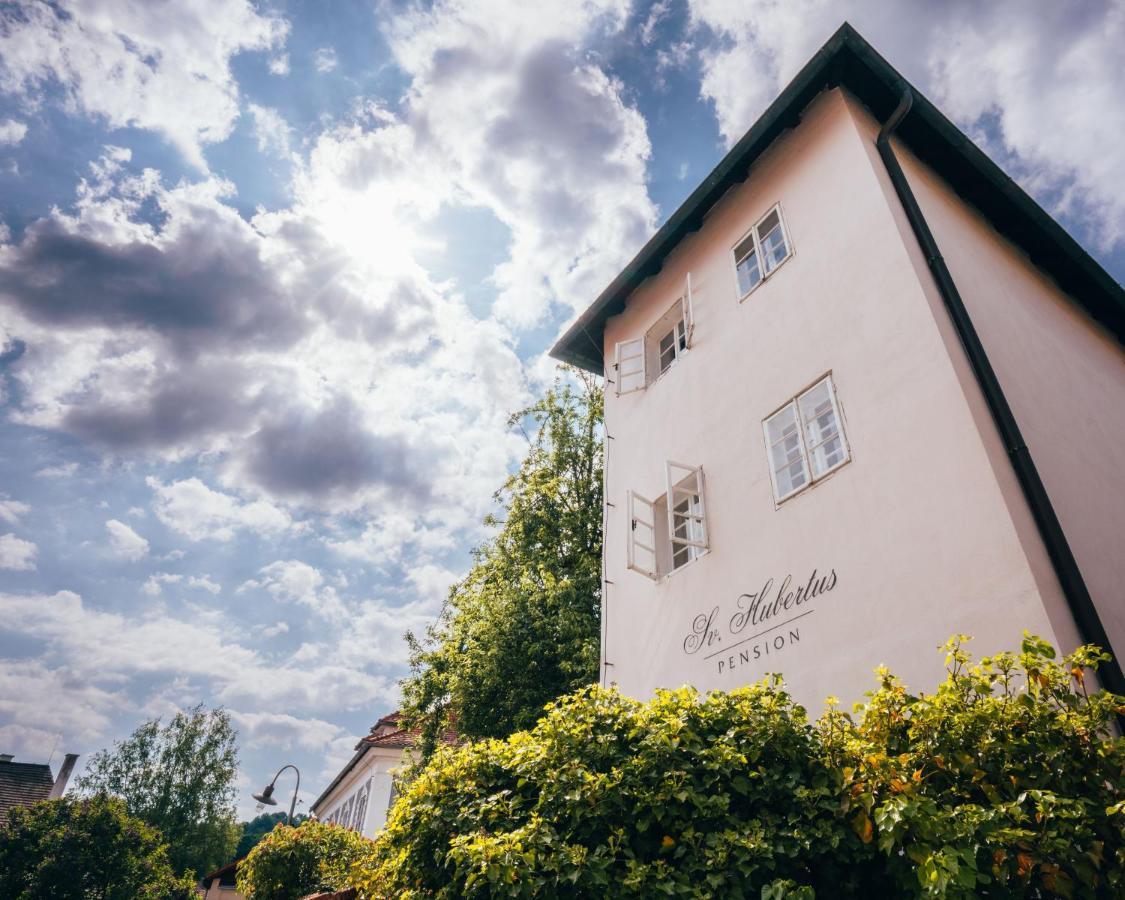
[614,274,694,395]
[734,205,791,298]
[763,374,849,503]
[627,461,709,580]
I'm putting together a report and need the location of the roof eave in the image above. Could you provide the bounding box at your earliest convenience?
[548,22,1125,374]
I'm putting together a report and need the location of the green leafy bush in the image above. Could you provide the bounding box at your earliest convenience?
[236,820,374,900]
[0,795,195,900]
[825,635,1125,897]
[353,635,1124,898]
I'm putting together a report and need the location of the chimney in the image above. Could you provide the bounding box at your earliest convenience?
[48,753,79,799]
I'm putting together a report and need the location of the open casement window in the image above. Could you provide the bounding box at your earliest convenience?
[614,337,645,395]
[665,462,708,571]
[617,272,697,393]
[627,462,709,581]
[734,204,792,299]
[764,375,849,503]
[626,490,658,579]
[645,277,695,380]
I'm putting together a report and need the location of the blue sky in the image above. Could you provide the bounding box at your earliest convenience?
[1,0,1123,819]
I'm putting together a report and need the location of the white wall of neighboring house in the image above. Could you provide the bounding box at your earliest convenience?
[600,87,1091,716]
[313,745,408,839]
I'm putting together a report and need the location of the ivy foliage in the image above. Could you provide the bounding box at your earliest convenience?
[235,820,375,900]
[76,704,240,879]
[0,795,196,900]
[353,635,1124,898]
[401,370,603,751]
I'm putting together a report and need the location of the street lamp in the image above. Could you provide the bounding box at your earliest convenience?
[252,764,301,825]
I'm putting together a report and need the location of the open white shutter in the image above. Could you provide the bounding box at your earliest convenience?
[614,338,646,395]
[626,490,658,580]
[682,272,695,348]
[665,461,709,552]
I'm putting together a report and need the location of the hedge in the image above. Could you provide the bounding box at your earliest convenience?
[351,635,1124,898]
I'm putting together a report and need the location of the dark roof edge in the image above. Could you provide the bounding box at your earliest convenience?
[549,22,1125,374]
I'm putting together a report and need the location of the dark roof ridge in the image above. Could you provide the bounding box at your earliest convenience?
[549,21,1125,373]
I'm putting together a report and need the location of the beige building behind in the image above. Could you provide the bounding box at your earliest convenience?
[551,25,1125,715]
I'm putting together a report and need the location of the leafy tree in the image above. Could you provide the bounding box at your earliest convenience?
[402,370,603,750]
[76,704,240,878]
[352,635,1124,898]
[0,795,196,900]
[235,820,374,900]
[234,811,308,860]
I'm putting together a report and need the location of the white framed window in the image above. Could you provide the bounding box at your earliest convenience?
[613,273,694,395]
[763,374,849,503]
[733,204,792,299]
[627,461,708,580]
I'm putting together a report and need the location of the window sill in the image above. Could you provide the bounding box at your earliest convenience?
[659,547,710,582]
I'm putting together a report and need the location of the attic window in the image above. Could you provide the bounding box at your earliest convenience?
[734,204,792,298]
[613,274,695,395]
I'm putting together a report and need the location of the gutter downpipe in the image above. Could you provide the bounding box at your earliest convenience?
[875,88,1125,699]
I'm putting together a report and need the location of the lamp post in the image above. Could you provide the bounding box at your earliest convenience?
[252,764,301,825]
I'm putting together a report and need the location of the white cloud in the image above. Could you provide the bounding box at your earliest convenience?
[127,506,146,518]
[0,496,30,525]
[0,532,36,570]
[142,573,181,596]
[0,0,289,168]
[0,118,27,146]
[248,103,292,157]
[268,54,291,76]
[688,1,1125,248]
[229,710,346,754]
[260,620,289,638]
[0,589,395,714]
[105,518,149,560]
[141,572,219,597]
[188,574,222,594]
[377,0,657,326]
[148,477,291,541]
[35,462,78,478]
[240,560,346,620]
[314,47,338,73]
[0,656,125,752]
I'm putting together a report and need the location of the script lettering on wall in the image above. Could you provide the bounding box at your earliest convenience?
[682,568,837,675]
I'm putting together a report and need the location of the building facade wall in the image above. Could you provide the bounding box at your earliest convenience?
[883,126,1125,664]
[601,88,1068,715]
[314,747,405,839]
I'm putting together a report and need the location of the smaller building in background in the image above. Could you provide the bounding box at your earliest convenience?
[311,711,455,839]
[200,859,240,899]
[0,752,78,825]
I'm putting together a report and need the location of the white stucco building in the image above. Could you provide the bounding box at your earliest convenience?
[550,24,1125,715]
[310,712,414,838]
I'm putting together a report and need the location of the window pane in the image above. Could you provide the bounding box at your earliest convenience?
[658,329,677,373]
[736,250,761,296]
[671,493,703,569]
[799,380,844,477]
[765,402,799,445]
[757,209,780,236]
[766,404,809,498]
[759,220,788,273]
